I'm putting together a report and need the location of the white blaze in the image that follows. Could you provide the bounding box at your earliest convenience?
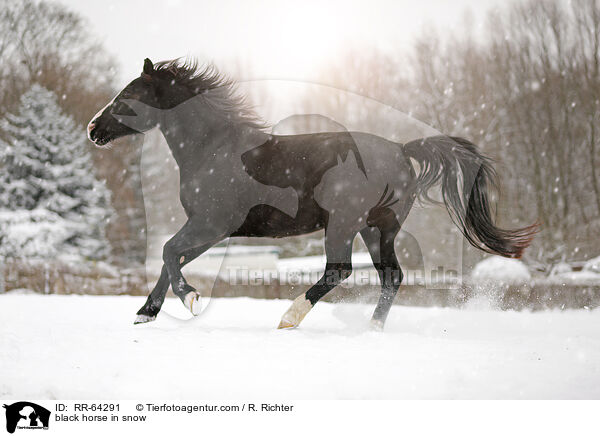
[87,92,119,142]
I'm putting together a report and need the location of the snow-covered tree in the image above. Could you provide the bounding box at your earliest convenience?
[0,84,112,261]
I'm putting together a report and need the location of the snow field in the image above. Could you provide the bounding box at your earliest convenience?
[1,293,599,399]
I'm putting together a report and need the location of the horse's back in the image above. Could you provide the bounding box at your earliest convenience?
[241,130,411,187]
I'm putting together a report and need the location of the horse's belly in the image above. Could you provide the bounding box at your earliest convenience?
[231,201,325,238]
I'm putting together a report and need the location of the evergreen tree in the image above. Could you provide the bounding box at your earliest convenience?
[0,84,112,261]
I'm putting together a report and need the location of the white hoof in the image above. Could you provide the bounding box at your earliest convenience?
[184,291,202,316]
[134,314,156,324]
[277,294,313,329]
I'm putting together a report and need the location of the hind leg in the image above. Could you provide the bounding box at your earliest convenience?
[360,224,402,331]
[134,243,215,324]
[278,225,357,329]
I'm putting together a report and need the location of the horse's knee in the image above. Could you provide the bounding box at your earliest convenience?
[162,239,182,265]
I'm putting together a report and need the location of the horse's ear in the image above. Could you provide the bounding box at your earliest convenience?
[143,58,154,75]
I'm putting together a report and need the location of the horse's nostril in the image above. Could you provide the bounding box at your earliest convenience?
[87,121,97,141]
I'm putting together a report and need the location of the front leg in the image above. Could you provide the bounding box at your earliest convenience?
[162,216,228,315]
[135,264,169,324]
[135,243,217,324]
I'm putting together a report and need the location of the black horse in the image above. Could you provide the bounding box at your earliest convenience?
[88,58,537,330]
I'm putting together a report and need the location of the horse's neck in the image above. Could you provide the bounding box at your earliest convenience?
[159,111,266,173]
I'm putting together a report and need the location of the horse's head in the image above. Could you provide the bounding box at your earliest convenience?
[87,58,195,146]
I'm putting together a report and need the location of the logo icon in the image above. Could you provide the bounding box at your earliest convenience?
[3,402,50,433]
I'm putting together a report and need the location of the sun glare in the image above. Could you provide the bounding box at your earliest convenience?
[252,2,355,78]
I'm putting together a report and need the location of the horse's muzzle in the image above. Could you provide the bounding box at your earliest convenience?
[87,121,110,146]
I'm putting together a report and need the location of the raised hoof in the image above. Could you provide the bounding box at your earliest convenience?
[370,319,384,332]
[184,291,202,316]
[134,314,156,324]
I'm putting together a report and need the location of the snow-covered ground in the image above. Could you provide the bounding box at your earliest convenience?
[1,293,600,399]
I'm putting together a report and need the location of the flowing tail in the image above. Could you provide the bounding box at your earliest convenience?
[403,135,538,258]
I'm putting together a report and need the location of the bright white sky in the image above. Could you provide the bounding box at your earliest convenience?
[59,0,507,86]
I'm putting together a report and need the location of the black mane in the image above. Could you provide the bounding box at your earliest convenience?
[154,58,265,129]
